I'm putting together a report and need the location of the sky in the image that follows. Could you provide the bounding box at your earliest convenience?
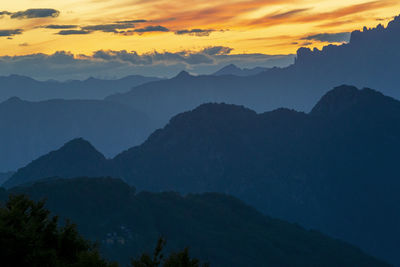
[0,0,399,79]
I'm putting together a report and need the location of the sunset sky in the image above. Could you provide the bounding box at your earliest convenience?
[0,0,399,79]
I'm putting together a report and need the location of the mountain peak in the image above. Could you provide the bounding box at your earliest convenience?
[3,96,23,104]
[61,137,99,152]
[221,64,240,70]
[310,85,385,116]
[174,70,192,79]
[387,14,400,31]
[213,64,241,76]
[3,138,108,189]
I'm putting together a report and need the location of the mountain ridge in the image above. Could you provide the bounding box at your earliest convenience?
[106,15,400,130]
[6,85,400,265]
[0,177,389,267]
[0,74,162,102]
[212,64,270,76]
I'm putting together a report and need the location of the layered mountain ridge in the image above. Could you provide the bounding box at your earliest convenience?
[106,15,400,128]
[0,74,162,102]
[4,85,400,265]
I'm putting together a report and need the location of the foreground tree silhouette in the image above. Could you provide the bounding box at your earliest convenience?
[131,238,209,267]
[0,195,117,267]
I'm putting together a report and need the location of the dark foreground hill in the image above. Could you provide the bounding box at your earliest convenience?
[5,85,400,265]
[0,177,389,266]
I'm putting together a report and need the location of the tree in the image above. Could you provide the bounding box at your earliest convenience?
[0,194,117,267]
[131,238,209,267]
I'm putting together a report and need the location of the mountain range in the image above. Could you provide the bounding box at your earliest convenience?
[0,177,389,266]
[2,16,400,172]
[4,85,400,265]
[0,74,161,102]
[106,15,400,128]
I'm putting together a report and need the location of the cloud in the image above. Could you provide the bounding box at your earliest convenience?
[44,22,169,36]
[267,8,310,20]
[92,48,216,65]
[175,29,216,37]
[247,1,394,28]
[302,32,351,43]
[0,29,23,37]
[0,11,12,17]
[143,0,299,29]
[43,25,78,29]
[134,25,169,33]
[116,20,147,23]
[57,30,91,35]
[82,22,136,33]
[0,48,295,80]
[201,46,233,55]
[10,9,60,19]
[19,42,29,47]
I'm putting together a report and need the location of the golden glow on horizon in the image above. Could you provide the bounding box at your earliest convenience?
[0,0,399,56]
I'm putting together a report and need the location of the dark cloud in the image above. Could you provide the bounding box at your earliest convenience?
[19,42,29,47]
[302,32,351,43]
[134,25,169,33]
[82,23,135,33]
[92,49,213,65]
[43,25,77,29]
[116,20,147,23]
[0,11,12,17]
[175,29,215,37]
[0,29,23,37]
[201,46,233,55]
[10,9,60,19]
[46,22,170,36]
[266,8,310,20]
[57,30,91,35]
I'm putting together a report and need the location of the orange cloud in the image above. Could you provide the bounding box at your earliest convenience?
[1,0,400,56]
[247,0,396,27]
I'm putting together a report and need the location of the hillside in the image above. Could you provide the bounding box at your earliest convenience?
[3,139,112,188]
[6,85,400,265]
[0,177,389,267]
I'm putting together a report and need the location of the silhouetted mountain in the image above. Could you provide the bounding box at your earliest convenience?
[0,177,388,266]
[0,98,153,172]
[3,139,112,188]
[6,85,400,265]
[212,64,270,76]
[106,16,400,128]
[0,74,162,102]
